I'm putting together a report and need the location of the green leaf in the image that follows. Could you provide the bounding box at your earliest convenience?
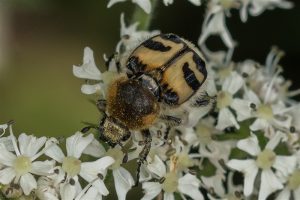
[197,158,216,177]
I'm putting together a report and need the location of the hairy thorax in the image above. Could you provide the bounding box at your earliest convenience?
[107,77,160,130]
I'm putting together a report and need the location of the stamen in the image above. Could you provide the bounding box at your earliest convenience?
[9,125,20,156]
[74,177,99,200]
[264,68,282,104]
[31,138,59,161]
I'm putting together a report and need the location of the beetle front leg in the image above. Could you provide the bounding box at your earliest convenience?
[135,129,152,186]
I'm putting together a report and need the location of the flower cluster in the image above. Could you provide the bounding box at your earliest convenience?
[1,0,299,200]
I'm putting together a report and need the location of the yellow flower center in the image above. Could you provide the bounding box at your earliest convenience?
[217,91,233,109]
[174,153,194,172]
[105,148,123,170]
[162,172,178,193]
[256,149,276,170]
[196,123,212,144]
[62,156,81,177]
[257,104,274,120]
[13,156,32,176]
[287,170,300,190]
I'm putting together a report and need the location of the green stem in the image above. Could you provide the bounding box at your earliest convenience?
[131,0,159,30]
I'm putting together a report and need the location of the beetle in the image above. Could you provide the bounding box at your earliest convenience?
[82,33,209,185]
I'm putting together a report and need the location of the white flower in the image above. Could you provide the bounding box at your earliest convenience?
[45,132,115,197]
[0,125,55,195]
[36,167,65,200]
[227,133,297,200]
[73,47,101,80]
[215,71,245,130]
[233,88,293,135]
[118,13,160,53]
[199,3,235,49]
[105,147,135,200]
[107,0,152,14]
[142,155,204,200]
[73,47,104,95]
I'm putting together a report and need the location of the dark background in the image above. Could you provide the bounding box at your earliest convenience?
[0,0,299,136]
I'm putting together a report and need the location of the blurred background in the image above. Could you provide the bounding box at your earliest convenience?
[0,0,299,137]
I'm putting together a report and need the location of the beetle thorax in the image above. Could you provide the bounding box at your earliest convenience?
[107,77,160,130]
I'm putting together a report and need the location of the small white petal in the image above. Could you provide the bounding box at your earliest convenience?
[31,160,55,175]
[273,156,297,177]
[60,183,77,200]
[0,143,16,166]
[275,188,291,200]
[20,173,37,195]
[244,89,261,105]
[80,156,114,176]
[79,186,102,200]
[216,108,240,130]
[81,84,102,95]
[0,136,14,151]
[18,134,47,157]
[141,182,162,200]
[227,159,258,196]
[83,139,106,157]
[147,155,166,178]
[164,192,175,200]
[259,169,283,200]
[231,98,253,121]
[188,0,201,6]
[272,115,292,129]
[73,47,101,80]
[237,134,261,156]
[265,132,284,150]
[201,174,225,197]
[178,174,204,200]
[92,179,109,196]
[107,0,126,8]
[132,0,151,14]
[113,167,134,200]
[222,72,244,94]
[250,118,268,131]
[66,132,94,158]
[0,167,16,184]
[45,143,65,163]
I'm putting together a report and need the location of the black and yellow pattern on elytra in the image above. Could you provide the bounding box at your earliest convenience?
[126,33,207,105]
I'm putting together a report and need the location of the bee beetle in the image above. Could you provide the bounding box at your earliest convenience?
[83,33,209,185]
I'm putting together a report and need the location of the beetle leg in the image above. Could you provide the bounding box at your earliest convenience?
[192,92,216,108]
[80,125,98,133]
[135,129,152,186]
[159,115,182,127]
[96,99,107,113]
[117,141,129,163]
